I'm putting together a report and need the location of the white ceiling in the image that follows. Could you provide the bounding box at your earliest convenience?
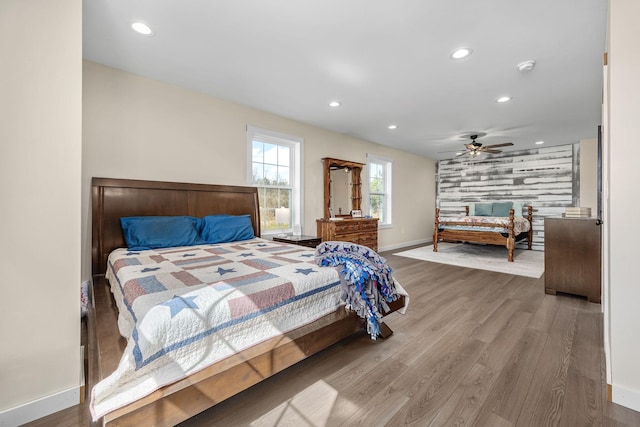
[83,0,608,160]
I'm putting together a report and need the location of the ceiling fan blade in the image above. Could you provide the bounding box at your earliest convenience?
[456,151,469,157]
[482,142,514,149]
[481,149,502,154]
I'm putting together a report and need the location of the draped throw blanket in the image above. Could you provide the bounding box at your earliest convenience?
[315,241,399,339]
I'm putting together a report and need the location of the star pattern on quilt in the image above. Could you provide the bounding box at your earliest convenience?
[295,267,317,276]
[300,253,314,258]
[239,252,254,257]
[217,266,236,275]
[257,244,268,247]
[125,252,141,256]
[182,253,196,257]
[160,295,199,318]
[141,267,160,273]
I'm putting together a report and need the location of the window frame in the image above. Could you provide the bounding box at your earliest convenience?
[246,125,304,236]
[366,154,393,228]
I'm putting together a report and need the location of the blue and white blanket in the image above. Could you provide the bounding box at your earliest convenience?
[315,241,402,340]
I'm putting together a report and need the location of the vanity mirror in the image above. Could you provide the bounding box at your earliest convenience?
[322,157,365,219]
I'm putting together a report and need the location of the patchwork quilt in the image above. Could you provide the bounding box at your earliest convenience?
[90,238,346,420]
[438,215,531,235]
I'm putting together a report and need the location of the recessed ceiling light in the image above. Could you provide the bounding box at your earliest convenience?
[535,140,545,145]
[450,48,472,59]
[496,96,512,103]
[388,124,398,130]
[131,22,153,35]
[329,101,341,107]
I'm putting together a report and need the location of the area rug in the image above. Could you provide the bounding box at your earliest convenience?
[393,242,544,278]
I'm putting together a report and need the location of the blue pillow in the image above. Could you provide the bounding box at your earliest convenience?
[201,214,255,244]
[120,216,203,250]
[474,203,493,216]
[512,201,524,218]
[492,202,513,217]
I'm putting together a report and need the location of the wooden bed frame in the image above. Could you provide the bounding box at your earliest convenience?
[433,205,533,262]
[89,177,404,426]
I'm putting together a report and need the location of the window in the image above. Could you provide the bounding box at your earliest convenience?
[367,154,392,227]
[247,126,303,235]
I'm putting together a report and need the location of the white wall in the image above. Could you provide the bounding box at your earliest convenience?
[0,0,82,424]
[605,0,640,412]
[81,61,436,280]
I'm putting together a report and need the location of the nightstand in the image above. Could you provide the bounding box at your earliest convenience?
[272,234,321,249]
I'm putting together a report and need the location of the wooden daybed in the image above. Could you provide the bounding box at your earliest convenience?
[433,205,533,262]
[89,177,405,426]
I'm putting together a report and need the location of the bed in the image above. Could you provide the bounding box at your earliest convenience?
[433,202,533,262]
[88,177,406,426]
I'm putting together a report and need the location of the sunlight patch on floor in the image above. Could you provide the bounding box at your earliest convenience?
[250,380,340,427]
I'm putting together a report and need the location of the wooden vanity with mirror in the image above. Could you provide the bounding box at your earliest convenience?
[317,157,379,251]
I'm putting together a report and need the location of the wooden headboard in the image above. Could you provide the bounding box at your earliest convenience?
[92,177,261,276]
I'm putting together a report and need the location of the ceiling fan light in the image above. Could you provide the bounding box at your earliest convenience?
[496,96,512,103]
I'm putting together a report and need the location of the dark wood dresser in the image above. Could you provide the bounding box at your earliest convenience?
[544,217,602,303]
[316,218,378,251]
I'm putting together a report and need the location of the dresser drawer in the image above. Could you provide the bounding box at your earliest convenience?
[334,222,361,233]
[358,235,378,248]
[338,233,361,244]
[359,220,378,231]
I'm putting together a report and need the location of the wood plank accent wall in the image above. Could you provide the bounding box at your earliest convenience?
[436,144,580,250]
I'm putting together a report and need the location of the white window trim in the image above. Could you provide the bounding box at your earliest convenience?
[366,153,393,229]
[246,125,304,236]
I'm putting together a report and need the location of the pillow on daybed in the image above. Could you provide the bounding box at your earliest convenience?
[491,201,513,217]
[474,202,493,216]
[120,216,203,250]
[200,214,255,244]
[512,201,524,218]
[468,201,524,217]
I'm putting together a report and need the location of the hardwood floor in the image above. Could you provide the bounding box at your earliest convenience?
[25,247,639,426]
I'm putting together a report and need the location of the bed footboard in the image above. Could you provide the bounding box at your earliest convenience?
[433,205,533,262]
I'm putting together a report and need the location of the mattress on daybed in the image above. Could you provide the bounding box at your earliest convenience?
[438,215,531,236]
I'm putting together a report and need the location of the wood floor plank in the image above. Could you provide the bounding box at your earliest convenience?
[388,336,487,426]
[426,362,496,426]
[515,297,580,426]
[473,328,548,425]
[324,357,408,425]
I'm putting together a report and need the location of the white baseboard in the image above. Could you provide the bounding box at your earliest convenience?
[0,386,79,427]
[612,384,640,413]
[378,238,431,253]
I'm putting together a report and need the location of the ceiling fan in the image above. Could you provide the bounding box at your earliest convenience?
[456,134,513,157]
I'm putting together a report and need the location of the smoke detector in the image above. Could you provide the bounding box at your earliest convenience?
[517,60,536,72]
